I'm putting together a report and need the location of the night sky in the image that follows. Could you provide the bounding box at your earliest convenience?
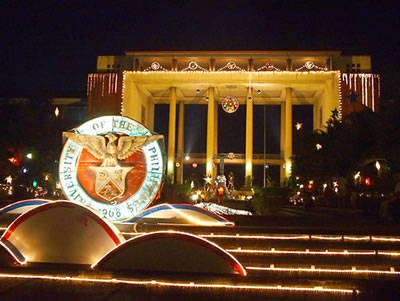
[2,1,399,99]
[2,1,400,185]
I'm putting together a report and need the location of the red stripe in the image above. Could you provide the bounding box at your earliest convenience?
[3,202,74,240]
[87,213,122,245]
[97,232,245,275]
[3,202,122,246]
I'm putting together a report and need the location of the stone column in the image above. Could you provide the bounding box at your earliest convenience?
[284,88,293,179]
[286,58,292,71]
[206,87,215,178]
[167,87,177,182]
[209,59,216,71]
[245,88,254,185]
[248,58,254,71]
[325,58,331,71]
[176,101,184,184]
[280,101,286,186]
[172,59,178,71]
[134,58,140,71]
[213,100,218,176]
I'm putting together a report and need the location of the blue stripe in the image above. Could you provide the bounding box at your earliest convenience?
[0,200,48,216]
[125,204,228,223]
[1,238,26,263]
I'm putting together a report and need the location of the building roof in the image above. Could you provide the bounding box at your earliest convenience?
[125,50,343,57]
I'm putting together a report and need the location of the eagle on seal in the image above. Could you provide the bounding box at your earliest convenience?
[63,132,163,167]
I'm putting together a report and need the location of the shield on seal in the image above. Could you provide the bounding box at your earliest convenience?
[89,166,133,203]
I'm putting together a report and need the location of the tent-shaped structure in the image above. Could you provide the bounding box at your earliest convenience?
[0,199,51,216]
[126,203,234,226]
[93,231,246,276]
[0,240,25,266]
[1,201,125,265]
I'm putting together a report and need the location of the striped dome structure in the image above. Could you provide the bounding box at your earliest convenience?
[92,231,246,276]
[1,201,125,265]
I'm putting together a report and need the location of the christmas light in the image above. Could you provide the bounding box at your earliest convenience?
[371,236,400,242]
[228,248,376,256]
[295,61,327,72]
[8,157,19,166]
[195,203,252,216]
[203,176,212,184]
[5,176,12,184]
[247,265,400,276]
[0,272,356,295]
[341,73,380,112]
[295,122,303,130]
[256,62,281,72]
[143,61,169,72]
[315,144,322,150]
[338,71,343,120]
[217,61,245,71]
[182,61,208,72]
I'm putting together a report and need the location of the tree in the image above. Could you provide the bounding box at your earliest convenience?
[0,99,60,188]
[292,101,400,189]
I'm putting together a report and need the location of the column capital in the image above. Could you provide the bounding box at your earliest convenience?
[209,59,216,71]
[248,58,254,71]
[286,58,292,71]
[172,59,178,71]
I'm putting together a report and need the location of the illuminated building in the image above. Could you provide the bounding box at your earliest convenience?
[87,51,380,185]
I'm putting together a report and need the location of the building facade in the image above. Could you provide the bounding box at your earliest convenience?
[87,51,380,185]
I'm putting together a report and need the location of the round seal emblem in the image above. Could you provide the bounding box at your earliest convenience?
[59,116,165,222]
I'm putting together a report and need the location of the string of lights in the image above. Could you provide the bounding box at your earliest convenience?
[338,71,343,119]
[143,61,169,72]
[181,61,208,72]
[341,73,380,112]
[0,272,357,295]
[124,70,339,75]
[121,232,400,243]
[228,248,378,256]
[217,61,246,71]
[121,71,126,115]
[246,265,400,276]
[256,62,281,71]
[295,61,327,72]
